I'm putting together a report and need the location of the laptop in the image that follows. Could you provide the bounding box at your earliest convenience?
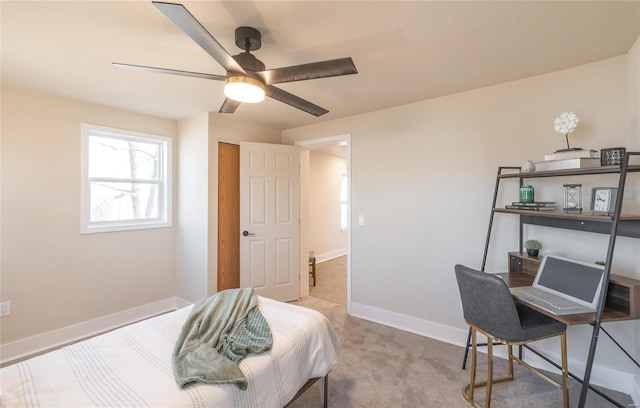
[510,254,606,316]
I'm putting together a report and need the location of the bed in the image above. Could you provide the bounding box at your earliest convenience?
[0,296,340,407]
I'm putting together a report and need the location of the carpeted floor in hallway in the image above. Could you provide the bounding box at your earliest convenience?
[309,255,347,306]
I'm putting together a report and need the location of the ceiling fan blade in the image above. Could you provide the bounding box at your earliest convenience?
[266,86,328,117]
[256,57,357,85]
[219,98,241,114]
[152,1,246,75]
[113,62,227,81]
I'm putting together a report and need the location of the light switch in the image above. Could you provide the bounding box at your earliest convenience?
[358,215,365,226]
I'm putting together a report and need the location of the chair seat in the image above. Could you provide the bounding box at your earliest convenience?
[508,304,567,342]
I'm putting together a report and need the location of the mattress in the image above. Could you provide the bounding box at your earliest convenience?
[0,296,340,407]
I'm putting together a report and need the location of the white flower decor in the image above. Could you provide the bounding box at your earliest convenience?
[554,111,579,135]
[554,111,580,151]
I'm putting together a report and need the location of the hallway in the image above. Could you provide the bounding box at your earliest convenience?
[309,255,347,306]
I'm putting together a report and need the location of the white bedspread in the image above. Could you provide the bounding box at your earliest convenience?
[0,297,340,408]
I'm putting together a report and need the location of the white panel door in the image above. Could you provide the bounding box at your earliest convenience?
[239,142,300,301]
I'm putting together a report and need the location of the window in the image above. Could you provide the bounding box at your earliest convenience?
[81,123,172,233]
[340,174,348,231]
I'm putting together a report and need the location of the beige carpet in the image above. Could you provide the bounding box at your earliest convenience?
[292,284,634,407]
[310,255,347,305]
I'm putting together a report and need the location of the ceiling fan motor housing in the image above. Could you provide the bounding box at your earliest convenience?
[235,26,261,51]
[231,26,265,75]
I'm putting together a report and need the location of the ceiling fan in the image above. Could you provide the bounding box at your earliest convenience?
[113,1,358,117]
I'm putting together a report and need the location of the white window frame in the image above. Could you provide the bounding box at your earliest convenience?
[80,123,172,234]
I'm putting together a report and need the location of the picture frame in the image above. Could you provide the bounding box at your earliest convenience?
[590,187,619,215]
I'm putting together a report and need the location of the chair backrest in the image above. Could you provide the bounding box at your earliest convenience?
[454,264,522,340]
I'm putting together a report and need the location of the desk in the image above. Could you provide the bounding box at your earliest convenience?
[496,272,631,325]
[494,253,640,407]
[506,252,640,324]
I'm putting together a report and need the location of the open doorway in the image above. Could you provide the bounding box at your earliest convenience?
[217,137,350,307]
[297,135,351,310]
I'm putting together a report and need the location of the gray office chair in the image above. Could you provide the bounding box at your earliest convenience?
[454,264,569,408]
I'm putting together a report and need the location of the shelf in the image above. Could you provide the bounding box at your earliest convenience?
[497,164,640,179]
[493,208,640,221]
[493,209,640,238]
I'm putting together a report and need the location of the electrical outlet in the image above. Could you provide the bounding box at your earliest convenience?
[0,301,11,317]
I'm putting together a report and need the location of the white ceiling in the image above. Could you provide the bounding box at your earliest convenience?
[2,1,639,131]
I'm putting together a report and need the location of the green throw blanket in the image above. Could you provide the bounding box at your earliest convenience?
[172,288,273,390]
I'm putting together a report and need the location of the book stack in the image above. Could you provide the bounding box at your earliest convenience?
[505,201,557,211]
[543,149,599,161]
[534,149,601,172]
[534,158,601,171]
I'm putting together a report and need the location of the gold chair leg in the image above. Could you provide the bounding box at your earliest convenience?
[561,333,569,408]
[462,328,479,405]
[461,325,567,408]
[469,328,478,401]
[462,326,517,408]
[485,338,493,408]
[507,344,514,380]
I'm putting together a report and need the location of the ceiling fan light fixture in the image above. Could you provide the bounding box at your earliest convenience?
[224,76,265,103]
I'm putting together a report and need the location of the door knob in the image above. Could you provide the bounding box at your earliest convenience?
[242,231,255,236]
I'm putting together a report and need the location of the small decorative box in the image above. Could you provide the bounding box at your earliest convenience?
[600,147,626,166]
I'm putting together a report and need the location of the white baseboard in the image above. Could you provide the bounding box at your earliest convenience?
[350,301,469,347]
[174,297,192,309]
[316,248,347,263]
[350,301,639,403]
[1,297,190,365]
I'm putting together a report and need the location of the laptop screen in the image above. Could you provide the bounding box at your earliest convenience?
[536,255,605,304]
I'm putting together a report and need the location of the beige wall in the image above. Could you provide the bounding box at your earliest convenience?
[631,36,640,147]
[0,86,177,344]
[309,151,347,259]
[283,53,640,388]
[176,113,209,303]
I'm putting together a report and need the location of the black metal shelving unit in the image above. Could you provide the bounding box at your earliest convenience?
[474,152,640,408]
